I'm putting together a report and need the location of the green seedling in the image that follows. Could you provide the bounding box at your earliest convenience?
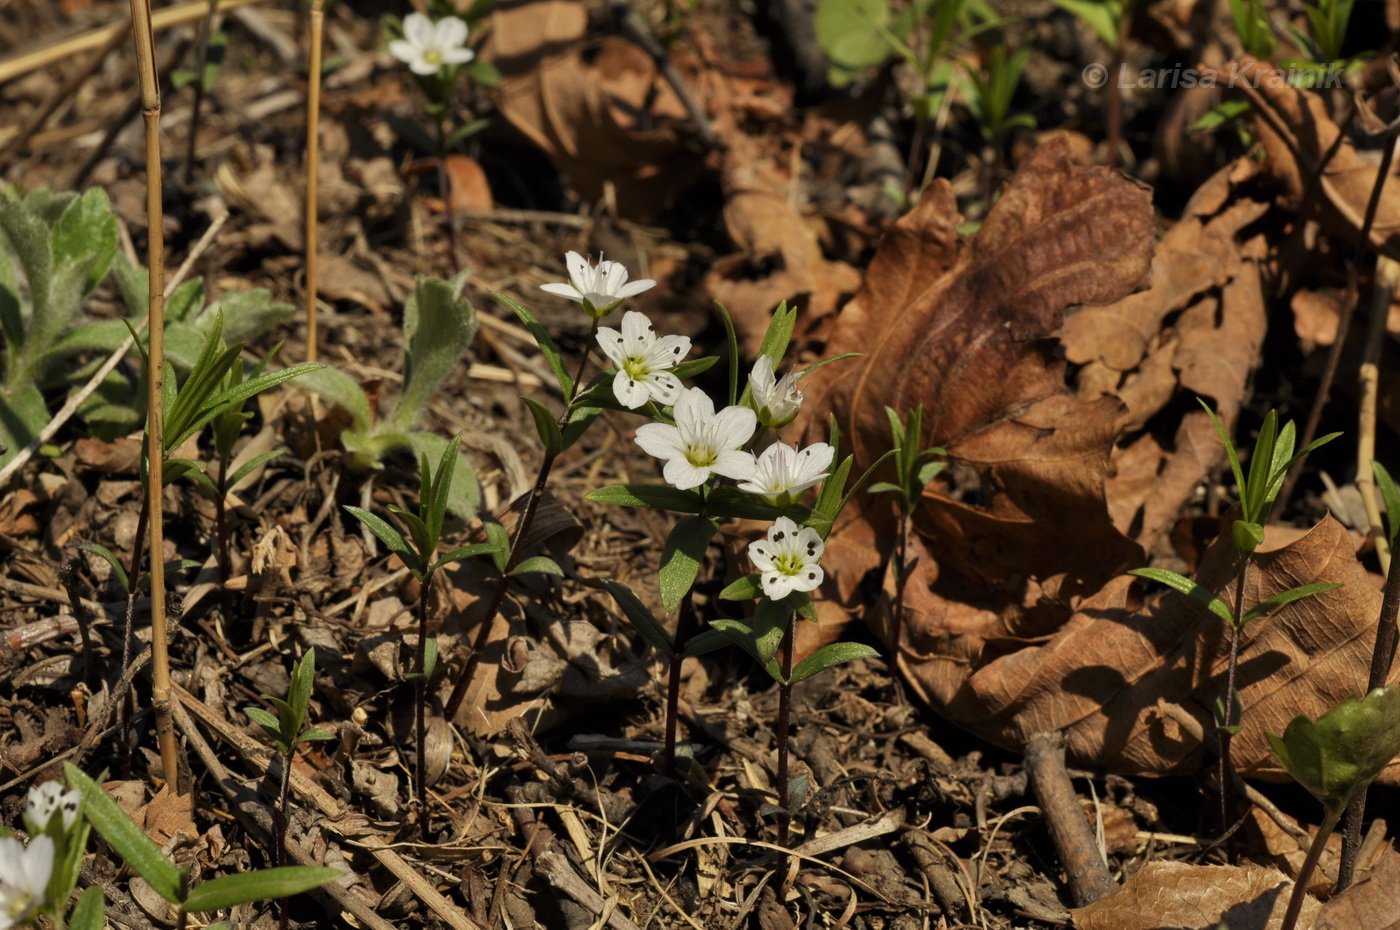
[65,764,338,929]
[1131,400,1341,852]
[0,187,117,467]
[1229,0,1275,58]
[1287,0,1356,67]
[244,651,336,930]
[1052,0,1131,165]
[301,271,481,519]
[869,405,945,661]
[345,434,525,836]
[79,315,318,768]
[963,43,1036,149]
[1267,688,1400,930]
[1339,460,1400,887]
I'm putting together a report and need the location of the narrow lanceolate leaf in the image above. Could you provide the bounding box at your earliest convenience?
[659,516,717,614]
[344,506,423,575]
[226,450,285,490]
[387,505,434,563]
[1128,568,1234,624]
[289,651,316,728]
[522,396,564,456]
[68,885,105,930]
[1240,581,1343,625]
[244,706,286,747]
[598,578,673,657]
[1199,399,1245,507]
[65,764,185,905]
[586,484,704,513]
[432,542,500,572]
[181,866,341,913]
[1242,409,1279,520]
[77,542,130,592]
[1374,461,1400,545]
[509,556,564,577]
[493,290,572,397]
[789,641,881,683]
[679,627,731,658]
[484,521,511,573]
[719,574,763,602]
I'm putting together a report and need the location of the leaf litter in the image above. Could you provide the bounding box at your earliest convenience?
[2,1,1400,928]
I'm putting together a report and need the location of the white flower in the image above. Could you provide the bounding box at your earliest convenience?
[595,311,690,409]
[540,252,656,318]
[23,782,80,835]
[748,517,825,600]
[389,13,475,77]
[737,442,833,504]
[634,388,756,490]
[0,835,54,930]
[749,356,804,428]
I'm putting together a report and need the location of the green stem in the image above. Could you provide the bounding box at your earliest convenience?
[1219,557,1250,862]
[1281,807,1342,930]
[443,335,598,720]
[662,588,697,775]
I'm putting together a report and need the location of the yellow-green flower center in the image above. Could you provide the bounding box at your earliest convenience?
[424,49,443,65]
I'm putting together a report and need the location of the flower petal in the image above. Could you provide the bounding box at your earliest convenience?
[643,371,682,406]
[434,16,469,49]
[749,355,776,399]
[408,57,442,75]
[613,371,650,409]
[634,422,686,460]
[710,449,757,481]
[663,458,710,490]
[711,404,757,449]
[596,260,630,296]
[388,39,418,63]
[747,541,775,571]
[403,12,434,45]
[596,326,628,366]
[793,564,824,592]
[539,282,583,301]
[647,334,690,368]
[442,47,476,65]
[617,278,656,299]
[763,572,794,599]
[619,310,653,349]
[672,387,714,436]
[564,251,594,292]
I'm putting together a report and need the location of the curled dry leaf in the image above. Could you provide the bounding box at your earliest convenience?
[1071,861,1321,930]
[805,136,1398,783]
[1315,849,1400,930]
[483,0,703,220]
[1230,57,1400,260]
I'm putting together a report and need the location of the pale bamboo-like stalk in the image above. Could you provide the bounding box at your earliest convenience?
[304,0,324,363]
[128,0,180,787]
[1358,256,1397,577]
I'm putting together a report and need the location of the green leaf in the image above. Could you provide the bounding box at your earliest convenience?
[422,634,438,680]
[586,484,704,513]
[790,641,880,683]
[65,764,185,905]
[387,505,434,563]
[1199,399,1246,508]
[1374,461,1400,546]
[1267,687,1400,814]
[816,0,896,85]
[344,506,423,576]
[493,290,572,397]
[704,486,813,523]
[1240,581,1343,625]
[407,431,480,520]
[299,727,336,743]
[719,573,763,602]
[679,627,731,658]
[669,356,720,382]
[389,273,477,432]
[597,578,673,657]
[68,885,106,930]
[714,300,740,407]
[244,706,286,746]
[431,542,500,572]
[226,450,286,491]
[866,481,905,497]
[510,556,563,577]
[522,396,564,456]
[659,516,717,614]
[1050,0,1122,47]
[78,542,131,593]
[182,866,341,913]
[1128,568,1234,624]
[289,651,317,727]
[298,367,373,435]
[1231,519,1265,555]
[484,521,510,572]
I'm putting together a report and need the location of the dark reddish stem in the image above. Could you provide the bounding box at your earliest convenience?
[662,589,697,775]
[775,610,795,847]
[415,572,432,839]
[1282,808,1342,930]
[1218,558,1250,862]
[889,510,912,662]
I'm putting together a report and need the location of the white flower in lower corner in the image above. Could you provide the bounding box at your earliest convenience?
[0,834,54,930]
[748,516,825,600]
[596,311,690,408]
[23,781,80,835]
[748,355,804,428]
[737,442,833,505]
[634,387,756,490]
[389,13,475,77]
[540,251,656,318]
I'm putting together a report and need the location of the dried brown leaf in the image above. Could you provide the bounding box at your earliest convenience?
[1071,861,1320,930]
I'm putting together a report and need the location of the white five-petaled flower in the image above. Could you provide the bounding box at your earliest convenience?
[634,388,757,490]
[389,13,475,77]
[748,517,825,600]
[23,782,80,835]
[596,311,690,409]
[749,356,804,428]
[0,835,54,930]
[737,442,834,504]
[540,251,656,318]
